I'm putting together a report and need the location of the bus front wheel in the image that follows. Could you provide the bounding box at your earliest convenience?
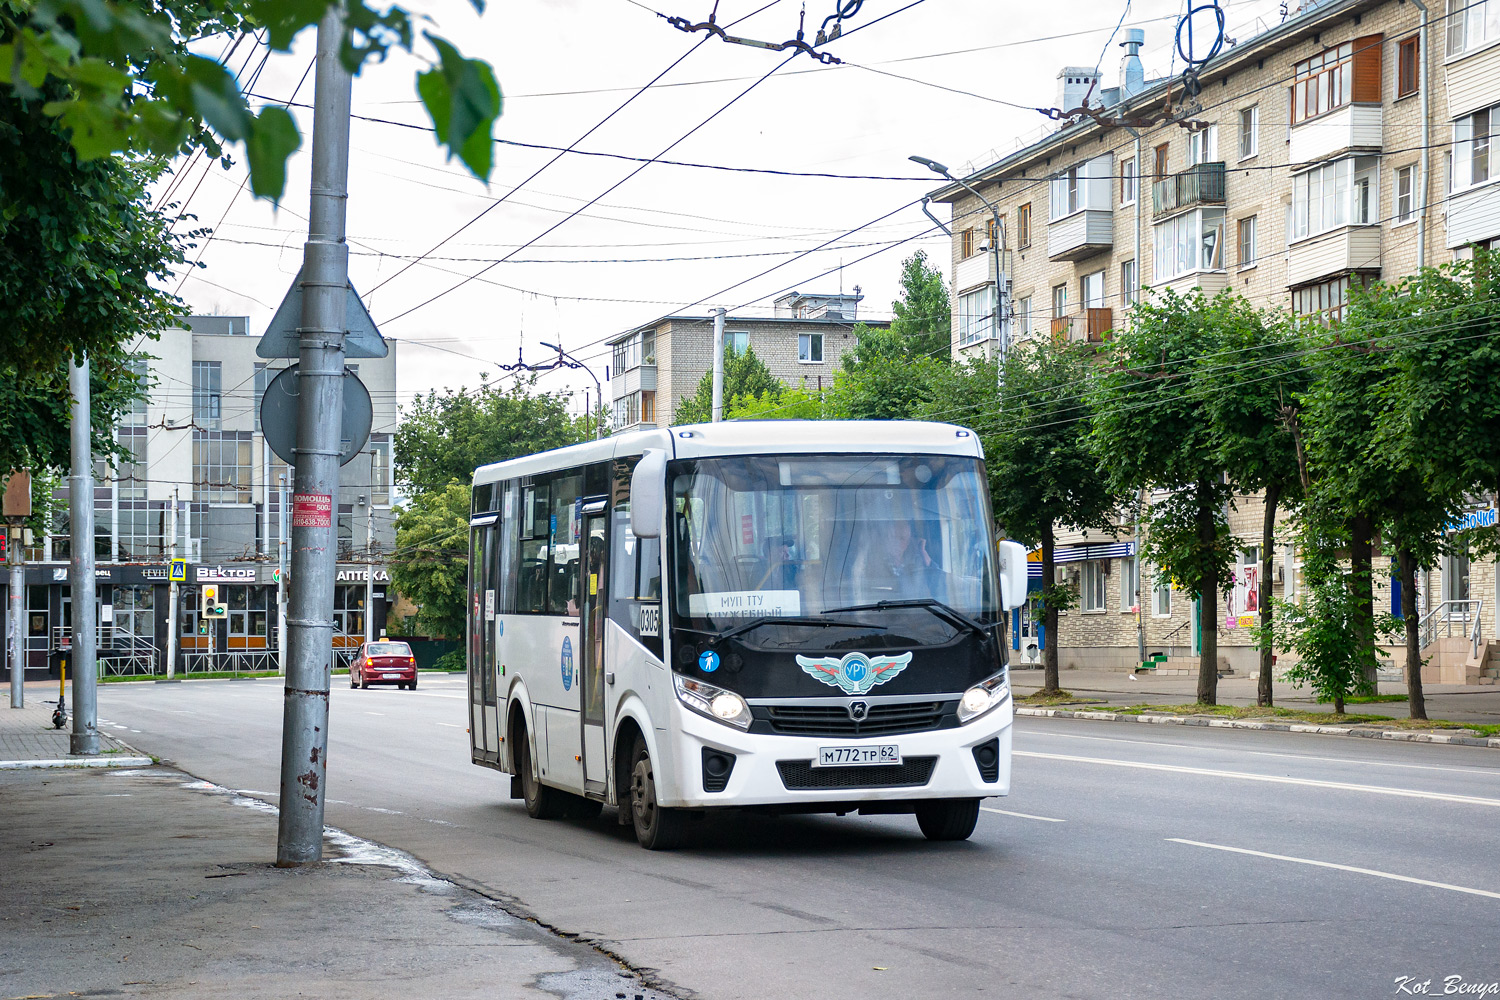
[628,737,684,850]
[915,799,981,841]
[517,724,568,820]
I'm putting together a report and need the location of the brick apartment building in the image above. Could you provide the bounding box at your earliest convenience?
[928,0,1500,680]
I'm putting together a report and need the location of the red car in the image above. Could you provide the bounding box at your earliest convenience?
[350,641,419,690]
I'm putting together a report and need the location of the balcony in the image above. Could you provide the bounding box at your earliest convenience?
[1152,162,1225,219]
[1047,210,1113,262]
[1289,104,1382,164]
[1049,309,1113,343]
[1288,226,1382,286]
[1445,181,1500,251]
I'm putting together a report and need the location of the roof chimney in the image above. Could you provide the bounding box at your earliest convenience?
[1056,66,1103,112]
[1119,28,1146,99]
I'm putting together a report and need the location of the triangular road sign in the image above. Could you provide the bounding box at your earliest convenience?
[257,266,388,359]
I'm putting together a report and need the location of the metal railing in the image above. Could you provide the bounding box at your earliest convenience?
[180,649,279,675]
[1417,599,1484,658]
[1152,161,1226,218]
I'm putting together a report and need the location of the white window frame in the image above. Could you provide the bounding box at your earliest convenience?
[1049,154,1112,221]
[1289,156,1379,242]
[1120,556,1139,612]
[1080,560,1107,612]
[1395,164,1417,224]
[797,331,824,363]
[1081,270,1106,309]
[726,330,749,356]
[1446,0,1499,59]
[1051,283,1069,319]
[1015,296,1032,336]
[1187,124,1219,166]
[1152,566,1172,618]
[1152,208,1227,283]
[958,286,996,345]
[1238,106,1259,160]
[1121,260,1138,307]
[1238,215,1258,269]
[1452,106,1494,192]
[1120,157,1137,206]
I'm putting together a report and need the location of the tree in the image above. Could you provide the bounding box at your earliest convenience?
[389,480,470,639]
[0,0,501,201]
[675,345,783,424]
[931,344,1128,694]
[1197,309,1308,706]
[1089,290,1243,704]
[835,328,947,421]
[882,249,952,361]
[393,376,586,495]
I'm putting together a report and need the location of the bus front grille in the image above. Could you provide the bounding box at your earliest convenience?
[761,701,952,738]
[775,756,937,791]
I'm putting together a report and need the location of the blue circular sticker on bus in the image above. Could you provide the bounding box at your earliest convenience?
[698,649,720,673]
[561,636,574,691]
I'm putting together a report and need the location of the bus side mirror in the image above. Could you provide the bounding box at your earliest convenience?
[997,539,1027,611]
[630,449,666,539]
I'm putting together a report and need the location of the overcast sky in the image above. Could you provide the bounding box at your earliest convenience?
[166,0,1287,414]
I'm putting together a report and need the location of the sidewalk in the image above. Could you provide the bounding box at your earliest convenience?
[1,688,152,768]
[0,765,676,999]
[1009,665,1500,724]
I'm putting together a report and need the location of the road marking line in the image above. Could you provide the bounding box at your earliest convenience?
[1014,750,1500,808]
[1022,729,1500,777]
[981,807,1065,823]
[436,722,463,728]
[1167,838,1500,900]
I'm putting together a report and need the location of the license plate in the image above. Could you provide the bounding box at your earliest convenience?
[382,672,401,679]
[815,745,901,767]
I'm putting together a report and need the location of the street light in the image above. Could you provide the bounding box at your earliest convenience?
[911,155,1008,370]
[539,341,603,440]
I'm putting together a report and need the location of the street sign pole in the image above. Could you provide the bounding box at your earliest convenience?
[166,488,179,680]
[8,522,22,709]
[277,5,353,867]
[68,357,98,755]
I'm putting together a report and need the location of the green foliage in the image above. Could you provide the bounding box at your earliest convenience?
[728,384,827,420]
[884,250,952,361]
[393,376,587,494]
[675,345,784,424]
[389,480,470,639]
[0,0,502,200]
[836,331,946,421]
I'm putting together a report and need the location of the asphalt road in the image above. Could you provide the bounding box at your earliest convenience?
[80,674,1500,1000]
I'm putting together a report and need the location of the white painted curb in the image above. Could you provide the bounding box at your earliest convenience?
[1015,707,1500,749]
[0,756,155,769]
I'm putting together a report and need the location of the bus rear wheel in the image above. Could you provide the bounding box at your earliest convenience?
[628,737,684,850]
[517,724,568,820]
[915,799,981,841]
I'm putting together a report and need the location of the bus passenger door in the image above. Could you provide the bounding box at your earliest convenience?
[579,509,608,790]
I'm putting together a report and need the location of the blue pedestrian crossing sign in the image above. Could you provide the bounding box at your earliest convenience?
[170,558,187,582]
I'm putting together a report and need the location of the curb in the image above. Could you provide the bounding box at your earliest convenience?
[1015,707,1500,749]
[0,755,154,770]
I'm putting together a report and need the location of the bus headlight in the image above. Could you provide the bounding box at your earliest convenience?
[957,670,1010,724]
[674,673,752,730]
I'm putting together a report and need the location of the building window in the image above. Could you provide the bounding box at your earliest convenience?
[253,363,272,432]
[1292,273,1372,322]
[116,427,147,501]
[1152,567,1171,617]
[1187,124,1218,166]
[1121,157,1137,205]
[1290,156,1379,241]
[987,216,1003,250]
[192,430,252,503]
[1153,143,1169,177]
[641,331,656,365]
[726,331,749,356]
[1238,215,1258,267]
[1049,154,1111,221]
[192,360,221,431]
[1080,561,1106,612]
[1453,106,1493,190]
[1081,270,1105,309]
[1120,556,1139,612]
[1396,165,1417,223]
[124,357,149,427]
[1017,203,1032,248]
[1051,283,1068,319]
[1238,105,1259,159]
[1447,0,1498,58]
[961,227,976,259]
[1293,42,1353,123]
[958,286,996,346]
[1015,296,1032,336]
[1397,34,1419,97]
[798,332,824,363]
[641,390,655,424]
[368,435,391,505]
[1153,208,1226,282]
[1121,260,1138,306]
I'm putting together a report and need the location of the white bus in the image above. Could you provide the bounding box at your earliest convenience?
[466,421,1027,849]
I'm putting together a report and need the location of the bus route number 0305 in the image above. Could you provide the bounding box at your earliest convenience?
[816,745,902,767]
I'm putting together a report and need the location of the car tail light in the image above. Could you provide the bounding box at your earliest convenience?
[408,657,417,667]
[365,658,373,667]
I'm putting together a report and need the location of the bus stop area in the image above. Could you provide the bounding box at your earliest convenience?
[0,695,674,1000]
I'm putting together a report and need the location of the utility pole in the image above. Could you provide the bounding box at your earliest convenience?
[68,357,98,755]
[711,307,726,423]
[276,5,352,867]
[6,468,28,709]
[364,467,374,644]
[277,473,288,675]
[166,488,179,679]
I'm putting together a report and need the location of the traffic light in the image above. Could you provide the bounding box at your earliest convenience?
[201,585,227,619]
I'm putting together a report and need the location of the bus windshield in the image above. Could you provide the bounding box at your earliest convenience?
[669,453,999,631]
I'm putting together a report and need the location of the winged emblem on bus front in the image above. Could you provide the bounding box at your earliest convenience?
[796,652,912,695]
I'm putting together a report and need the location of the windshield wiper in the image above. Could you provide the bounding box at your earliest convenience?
[820,599,992,640]
[707,616,888,646]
